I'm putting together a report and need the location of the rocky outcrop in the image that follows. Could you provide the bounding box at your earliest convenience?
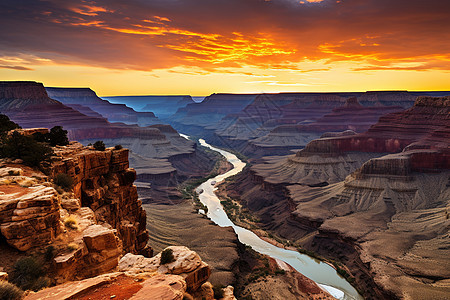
[0,140,150,284]
[103,95,195,119]
[25,246,219,300]
[119,246,210,291]
[0,82,217,191]
[50,142,149,255]
[46,87,160,126]
[0,183,61,251]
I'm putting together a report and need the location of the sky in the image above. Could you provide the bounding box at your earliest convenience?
[0,0,449,96]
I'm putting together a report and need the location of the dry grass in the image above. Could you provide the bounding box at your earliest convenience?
[64,215,79,230]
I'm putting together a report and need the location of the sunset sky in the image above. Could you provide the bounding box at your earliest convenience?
[0,0,449,96]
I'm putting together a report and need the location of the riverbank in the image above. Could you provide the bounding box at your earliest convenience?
[196,139,362,300]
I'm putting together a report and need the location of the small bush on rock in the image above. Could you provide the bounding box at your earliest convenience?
[160,248,175,264]
[0,281,23,300]
[10,257,48,291]
[93,140,105,151]
[114,144,123,150]
[1,131,53,167]
[64,216,78,230]
[48,126,69,146]
[54,173,73,191]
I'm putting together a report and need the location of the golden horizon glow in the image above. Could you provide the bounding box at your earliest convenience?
[0,0,449,95]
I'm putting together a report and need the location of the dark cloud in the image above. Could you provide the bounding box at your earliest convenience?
[0,0,448,71]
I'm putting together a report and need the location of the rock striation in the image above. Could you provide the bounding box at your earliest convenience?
[50,142,149,255]
[0,82,217,196]
[46,87,160,126]
[0,140,150,283]
[25,246,220,300]
[166,90,449,157]
[225,96,450,299]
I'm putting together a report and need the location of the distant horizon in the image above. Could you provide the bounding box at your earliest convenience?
[1,0,449,95]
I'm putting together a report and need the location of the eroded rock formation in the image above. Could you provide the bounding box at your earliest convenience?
[46,87,160,126]
[0,139,150,283]
[224,96,450,299]
[25,246,223,300]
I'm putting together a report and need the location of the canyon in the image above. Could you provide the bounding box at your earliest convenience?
[0,82,217,202]
[1,80,449,300]
[221,96,450,299]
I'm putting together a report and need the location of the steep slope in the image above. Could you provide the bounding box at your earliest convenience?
[0,82,218,195]
[224,96,450,299]
[244,97,404,157]
[213,91,430,153]
[46,87,160,126]
[103,95,195,119]
[0,137,150,284]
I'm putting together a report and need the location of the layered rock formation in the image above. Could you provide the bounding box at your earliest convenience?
[224,96,450,299]
[0,82,217,197]
[168,93,257,137]
[103,95,195,119]
[25,246,231,300]
[46,87,160,126]
[0,140,150,283]
[243,97,402,157]
[166,90,449,158]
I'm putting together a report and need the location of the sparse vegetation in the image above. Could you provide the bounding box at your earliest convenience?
[67,243,78,251]
[114,144,123,150]
[54,173,73,191]
[160,248,175,264]
[1,131,53,167]
[64,215,78,230]
[10,257,49,291]
[93,140,106,151]
[48,126,69,146]
[0,114,20,135]
[0,281,23,300]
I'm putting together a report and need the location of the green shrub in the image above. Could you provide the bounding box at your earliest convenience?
[212,285,224,299]
[10,257,48,291]
[93,140,105,151]
[0,114,20,134]
[114,144,123,150]
[1,131,53,167]
[0,281,23,300]
[54,173,73,191]
[160,248,175,264]
[48,126,69,146]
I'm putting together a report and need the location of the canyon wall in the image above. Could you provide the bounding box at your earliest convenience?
[103,95,195,119]
[0,137,150,283]
[224,96,450,299]
[0,82,217,197]
[46,87,160,126]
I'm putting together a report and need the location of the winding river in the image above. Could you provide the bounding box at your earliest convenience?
[195,138,363,300]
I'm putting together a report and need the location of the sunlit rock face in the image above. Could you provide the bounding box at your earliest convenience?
[25,246,215,300]
[0,140,150,283]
